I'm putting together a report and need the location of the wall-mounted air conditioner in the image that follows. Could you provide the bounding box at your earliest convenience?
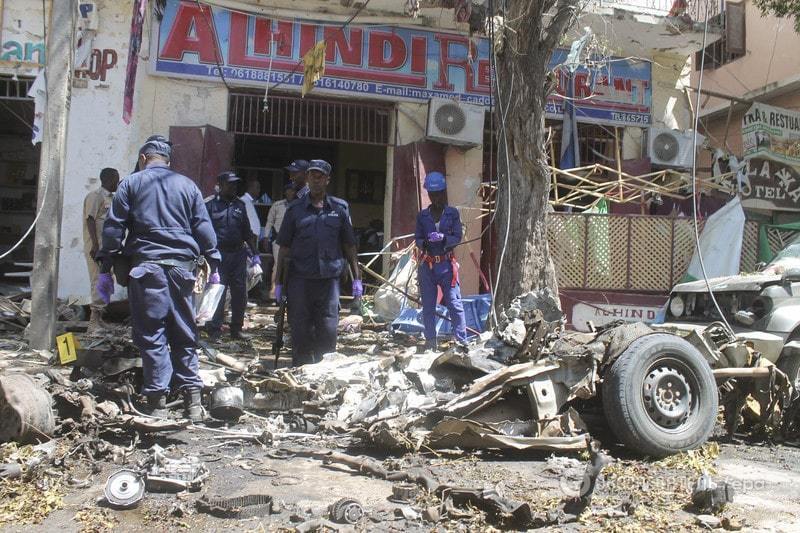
[426,98,484,146]
[648,127,705,169]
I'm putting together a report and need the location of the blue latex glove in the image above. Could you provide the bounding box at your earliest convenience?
[209,271,221,284]
[96,273,114,305]
[427,231,445,243]
[251,255,261,266]
[274,284,283,302]
[352,279,363,298]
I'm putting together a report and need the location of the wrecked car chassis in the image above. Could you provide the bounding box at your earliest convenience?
[427,290,793,458]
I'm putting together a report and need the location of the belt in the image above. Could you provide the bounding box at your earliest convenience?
[135,258,197,270]
[420,252,459,287]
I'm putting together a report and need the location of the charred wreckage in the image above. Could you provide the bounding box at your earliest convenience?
[0,288,798,527]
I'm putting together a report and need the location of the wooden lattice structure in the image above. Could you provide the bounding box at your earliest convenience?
[549,163,738,211]
[546,213,761,293]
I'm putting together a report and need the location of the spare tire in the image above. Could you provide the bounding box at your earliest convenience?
[602,333,717,458]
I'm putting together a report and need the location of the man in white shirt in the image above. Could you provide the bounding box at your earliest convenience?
[262,182,297,296]
[83,167,119,333]
[240,178,262,241]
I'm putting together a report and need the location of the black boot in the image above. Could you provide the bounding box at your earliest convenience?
[145,393,170,418]
[183,388,203,423]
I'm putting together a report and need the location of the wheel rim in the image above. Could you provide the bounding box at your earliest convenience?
[642,357,697,431]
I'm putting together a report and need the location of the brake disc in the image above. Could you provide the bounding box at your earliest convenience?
[104,469,145,509]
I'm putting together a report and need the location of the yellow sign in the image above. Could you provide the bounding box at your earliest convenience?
[56,332,80,364]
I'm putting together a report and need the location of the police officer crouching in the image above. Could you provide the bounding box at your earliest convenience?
[274,159,362,366]
[205,171,257,341]
[95,137,221,421]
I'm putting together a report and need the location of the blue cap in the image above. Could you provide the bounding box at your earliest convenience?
[285,159,309,172]
[139,136,172,158]
[308,159,332,176]
[217,171,241,183]
[423,171,446,192]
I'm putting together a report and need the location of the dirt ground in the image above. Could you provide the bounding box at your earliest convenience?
[2,304,800,532]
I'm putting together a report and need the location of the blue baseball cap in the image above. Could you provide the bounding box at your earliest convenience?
[423,171,446,192]
[284,159,309,172]
[308,159,332,175]
[217,171,242,183]
[139,136,172,158]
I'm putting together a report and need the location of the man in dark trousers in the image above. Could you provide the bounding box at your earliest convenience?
[275,159,362,366]
[206,171,257,341]
[96,137,220,421]
[415,171,467,351]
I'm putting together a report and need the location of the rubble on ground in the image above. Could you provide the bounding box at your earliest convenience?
[0,288,796,530]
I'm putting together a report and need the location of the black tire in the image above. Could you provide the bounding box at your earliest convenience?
[777,352,800,392]
[602,333,718,458]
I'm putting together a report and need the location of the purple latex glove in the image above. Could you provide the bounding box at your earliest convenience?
[209,271,221,284]
[352,279,363,298]
[274,284,283,302]
[427,231,445,243]
[251,255,261,266]
[96,273,114,305]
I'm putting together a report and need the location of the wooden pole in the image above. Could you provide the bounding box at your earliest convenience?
[29,0,75,350]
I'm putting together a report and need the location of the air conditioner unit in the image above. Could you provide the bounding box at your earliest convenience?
[648,127,705,169]
[426,98,484,146]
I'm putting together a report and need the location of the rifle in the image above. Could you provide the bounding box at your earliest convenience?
[272,258,289,368]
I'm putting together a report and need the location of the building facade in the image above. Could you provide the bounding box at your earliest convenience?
[0,0,714,305]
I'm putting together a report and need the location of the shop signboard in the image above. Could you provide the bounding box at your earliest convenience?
[742,103,800,166]
[741,104,800,211]
[740,157,800,212]
[152,0,652,126]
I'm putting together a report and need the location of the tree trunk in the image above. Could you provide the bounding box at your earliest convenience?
[492,0,579,310]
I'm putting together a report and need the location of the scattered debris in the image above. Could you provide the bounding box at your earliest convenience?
[692,471,735,513]
[0,373,55,443]
[195,494,273,519]
[389,482,418,504]
[143,445,208,492]
[329,497,364,524]
[208,386,244,420]
[103,469,145,509]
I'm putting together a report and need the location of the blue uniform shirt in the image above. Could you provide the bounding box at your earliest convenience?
[415,205,462,256]
[100,163,220,266]
[205,196,252,252]
[277,195,356,279]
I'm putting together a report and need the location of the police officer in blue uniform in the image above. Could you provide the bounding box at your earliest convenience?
[415,172,467,350]
[96,137,221,421]
[274,159,362,366]
[285,159,310,201]
[205,171,257,341]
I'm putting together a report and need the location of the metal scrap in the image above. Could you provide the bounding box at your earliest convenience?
[195,494,273,519]
[0,373,55,443]
[103,469,144,509]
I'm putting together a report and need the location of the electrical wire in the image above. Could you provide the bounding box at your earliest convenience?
[195,0,231,90]
[690,0,734,334]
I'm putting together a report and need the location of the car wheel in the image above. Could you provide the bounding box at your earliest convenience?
[777,351,800,392]
[602,333,718,458]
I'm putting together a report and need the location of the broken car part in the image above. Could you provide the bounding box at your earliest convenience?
[329,498,365,524]
[0,373,56,443]
[196,494,273,519]
[692,472,735,512]
[104,469,145,509]
[389,483,418,504]
[209,386,244,420]
[144,446,209,492]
